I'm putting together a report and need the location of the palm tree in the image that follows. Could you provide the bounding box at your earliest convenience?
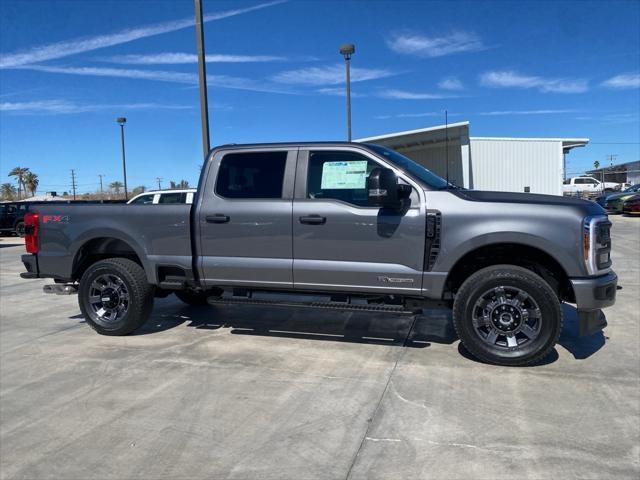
[24,172,39,197]
[109,181,124,195]
[169,180,189,189]
[131,185,146,196]
[1,183,17,201]
[8,167,29,200]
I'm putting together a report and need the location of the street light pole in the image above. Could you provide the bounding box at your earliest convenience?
[340,43,355,141]
[194,0,211,160]
[116,117,128,200]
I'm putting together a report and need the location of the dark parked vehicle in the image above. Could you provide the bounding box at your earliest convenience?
[0,202,30,236]
[596,183,640,208]
[19,142,617,366]
[622,194,640,215]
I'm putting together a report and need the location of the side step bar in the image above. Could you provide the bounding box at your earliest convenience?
[207,292,420,315]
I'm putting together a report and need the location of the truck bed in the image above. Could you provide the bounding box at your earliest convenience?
[31,203,193,284]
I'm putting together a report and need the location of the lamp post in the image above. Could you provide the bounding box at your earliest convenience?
[194,0,211,160]
[116,117,129,200]
[339,43,355,141]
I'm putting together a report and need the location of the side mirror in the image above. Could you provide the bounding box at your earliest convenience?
[367,168,408,209]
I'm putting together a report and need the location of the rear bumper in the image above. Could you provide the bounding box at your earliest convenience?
[570,271,617,336]
[20,254,39,279]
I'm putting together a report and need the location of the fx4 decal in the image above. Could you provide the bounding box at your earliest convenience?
[42,215,70,224]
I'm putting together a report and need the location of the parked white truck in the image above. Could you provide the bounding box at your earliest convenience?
[563,176,619,195]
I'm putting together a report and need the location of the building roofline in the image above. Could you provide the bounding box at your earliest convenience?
[355,121,470,142]
[470,136,589,143]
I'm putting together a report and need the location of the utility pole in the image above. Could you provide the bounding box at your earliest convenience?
[98,174,105,196]
[156,177,163,190]
[194,0,211,160]
[605,154,618,184]
[70,170,77,200]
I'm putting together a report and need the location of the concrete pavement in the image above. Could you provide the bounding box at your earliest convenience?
[1,216,638,479]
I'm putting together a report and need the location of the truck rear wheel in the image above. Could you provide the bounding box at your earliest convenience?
[78,258,154,336]
[453,265,562,366]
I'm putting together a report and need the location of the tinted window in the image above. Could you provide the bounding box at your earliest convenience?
[216,152,287,199]
[575,178,588,184]
[307,151,381,207]
[158,192,187,204]
[130,194,155,204]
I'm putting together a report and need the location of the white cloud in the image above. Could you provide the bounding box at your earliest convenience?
[0,1,285,68]
[103,52,286,64]
[576,113,639,124]
[480,109,576,116]
[316,87,365,97]
[377,89,452,100]
[386,31,485,57]
[396,111,443,118]
[17,65,296,94]
[0,99,192,114]
[601,73,640,89]
[480,70,588,93]
[375,111,455,119]
[438,77,464,90]
[271,64,395,86]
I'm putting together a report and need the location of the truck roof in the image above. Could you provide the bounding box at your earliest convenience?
[212,141,372,150]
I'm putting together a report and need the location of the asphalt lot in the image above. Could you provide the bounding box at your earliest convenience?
[1,216,639,480]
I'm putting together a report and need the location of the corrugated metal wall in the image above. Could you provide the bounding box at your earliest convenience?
[469,138,563,195]
[397,140,465,187]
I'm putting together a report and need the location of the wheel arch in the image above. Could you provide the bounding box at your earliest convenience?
[72,235,151,283]
[444,242,575,302]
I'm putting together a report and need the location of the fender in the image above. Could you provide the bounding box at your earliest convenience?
[435,231,581,276]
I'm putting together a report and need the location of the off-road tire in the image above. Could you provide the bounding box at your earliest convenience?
[453,265,562,366]
[79,258,154,336]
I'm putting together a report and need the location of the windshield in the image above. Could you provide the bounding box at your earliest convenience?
[624,184,640,192]
[365,144,451,189]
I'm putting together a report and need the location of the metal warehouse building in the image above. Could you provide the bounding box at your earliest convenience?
[357,121,589,195]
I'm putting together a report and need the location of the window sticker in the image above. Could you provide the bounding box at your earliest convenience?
[320,161,368,189]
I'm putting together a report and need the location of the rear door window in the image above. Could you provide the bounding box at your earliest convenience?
[216,151,287,199]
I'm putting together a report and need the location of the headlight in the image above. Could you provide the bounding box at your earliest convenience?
[583,216,612,275]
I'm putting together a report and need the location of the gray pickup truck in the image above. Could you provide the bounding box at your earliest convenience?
[20,142,617,365]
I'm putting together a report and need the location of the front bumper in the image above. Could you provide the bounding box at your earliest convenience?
[570,271,617,336]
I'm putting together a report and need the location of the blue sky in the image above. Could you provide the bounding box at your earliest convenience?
[1,0,639,194]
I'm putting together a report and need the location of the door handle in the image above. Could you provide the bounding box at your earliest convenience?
[299,215,326,225]
[206,214,230,224]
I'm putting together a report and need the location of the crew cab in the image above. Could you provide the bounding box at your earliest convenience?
[20,142,617,366]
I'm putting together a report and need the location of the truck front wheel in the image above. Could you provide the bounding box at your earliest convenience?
[78,258,154,336]
[453,265,562,366]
